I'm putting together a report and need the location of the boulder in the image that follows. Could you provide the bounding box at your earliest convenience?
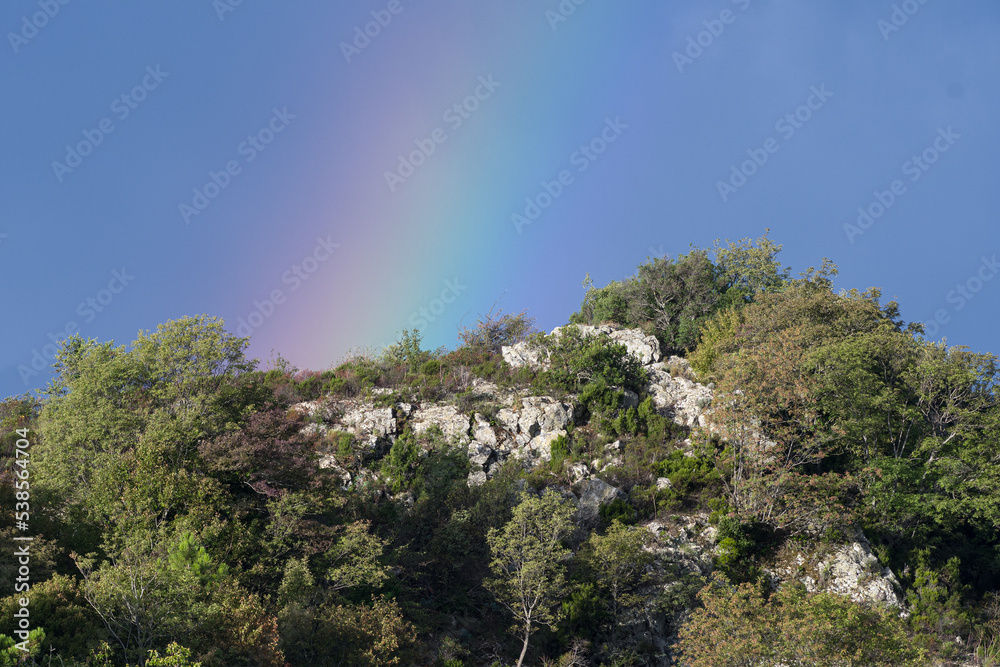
[646,367,714,428]
[410,405,471,445]
[467,441,495,469]
[812,537,906,609]
[518,397,574,436]
[607,327,661,365]
[472,415,498,449]
[576,478,624,524]
[765,529,907,612]
[528,430,567,463]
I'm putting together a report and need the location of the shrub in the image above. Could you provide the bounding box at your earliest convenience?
[382,427,421,493]
[714,516,775,584]
[199,408,322,497]
[457,303,537,355]
[549,435,571,472]
[571,250,732,355]
[534,326,647,394]
[677,575,926,666]
[654,450,719,509]
[599,498,636,526]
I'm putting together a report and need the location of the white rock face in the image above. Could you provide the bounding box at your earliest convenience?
[290,399,338,421]
[607,327,662,366]
[518,397,574,436]
[472,415,498,449]
[528,430,567,463]
[410,405,471,445]
[499,325,716,429]
[502,324,661,369]
[467,441,494,469]
[646,365,714,427]
[341,405,396,438]
[811,537,906,609]
[575,478,625,524]
[568,463,590,483]
[764,529,906,612]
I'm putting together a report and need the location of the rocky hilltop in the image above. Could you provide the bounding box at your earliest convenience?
[291,323,907,655]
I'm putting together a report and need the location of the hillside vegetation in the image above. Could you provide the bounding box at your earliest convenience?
[2,233,999,666]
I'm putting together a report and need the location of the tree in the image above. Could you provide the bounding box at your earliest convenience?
[631,249,727,353]
[676,575,925,666]
[143,642,202,667]
[580,521,655,643]
[198,407,321,497]
[708,325,855,534]
[712,228,790,302]
[73,540,196,665]
[36,316,257,540]
[379,328,430,372]
[324,520,389,594]
[571,248,734,355]
[485,491,576,667]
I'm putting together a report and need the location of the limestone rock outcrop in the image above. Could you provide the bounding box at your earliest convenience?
[502,324,662,368]
[645,361,714,428]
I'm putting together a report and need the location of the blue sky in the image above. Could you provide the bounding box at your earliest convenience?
[1,0,998,398]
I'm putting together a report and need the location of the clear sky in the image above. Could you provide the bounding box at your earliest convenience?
[2,1,998,398]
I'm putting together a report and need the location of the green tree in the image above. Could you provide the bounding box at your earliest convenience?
[143,642,202,667]
[380,328,430,372]
[676,575,925,666]
[0,628,45,665]
[534,325,647,393]
[572,248,733,354]
[712,228,790,302]
[36,316,256,542]
[580,521,655,642]
[324,520,389,594]
[73,539,198,665]
[485,491,576,667]
[0,574,107,658]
